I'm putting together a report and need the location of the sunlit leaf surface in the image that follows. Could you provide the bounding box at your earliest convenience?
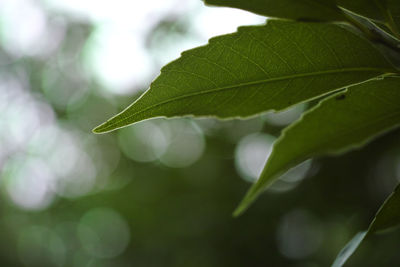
[94,21,394,133]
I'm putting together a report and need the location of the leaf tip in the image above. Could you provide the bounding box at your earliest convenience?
[232,188,260,217]
[232,205,246,218]
[332,231,367,267]
[92,122,110,134]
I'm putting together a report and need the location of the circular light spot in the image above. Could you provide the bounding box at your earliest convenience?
[4,93,42,148]
[235,133,276,182]
[159,120,205,168]
[0,0,64,58]
[54,151,97,198]
[4,156,55,211]
[18,226,66,267]
[118,121,169,163]
[83,25,152,94]
[0,0,47,57]
[268,160,312,193]
[78,208,130,259]
[276,209,323,259]
[29,126,98,198]
[263,104,305,127]
[41,67,90,110]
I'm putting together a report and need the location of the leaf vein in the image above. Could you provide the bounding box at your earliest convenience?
[99,68,391,130]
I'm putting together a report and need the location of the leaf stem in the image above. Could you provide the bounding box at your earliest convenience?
[343,12,376,40]
[343,12,400,56]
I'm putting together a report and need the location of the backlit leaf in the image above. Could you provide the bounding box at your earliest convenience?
[234,77,400,216]
[93,21,394,134]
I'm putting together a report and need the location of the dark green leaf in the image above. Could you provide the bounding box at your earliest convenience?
[204,0,345,21]
[369,182,400,233]
[93,21,394,133]
[203,0,400,38]
[333,183,400,266]
[338,0,384,22]
[234,77,400,216]
[339,0,400,38]
[387,0,400,37]
[331,231,367,267]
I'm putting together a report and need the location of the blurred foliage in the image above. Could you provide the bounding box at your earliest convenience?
[0,1,400,266]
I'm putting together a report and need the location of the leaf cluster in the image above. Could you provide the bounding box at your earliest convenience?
[94,1,400,265]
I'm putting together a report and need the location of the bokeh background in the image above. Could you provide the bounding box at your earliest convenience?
[0,0,400,266]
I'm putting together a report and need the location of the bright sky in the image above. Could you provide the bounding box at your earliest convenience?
[0,0,265,94]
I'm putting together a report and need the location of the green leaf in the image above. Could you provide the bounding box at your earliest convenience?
[338,0,385,22]
[371,21,400,42]
[387,0,400,37]
[369,182,400,233]
[203,0,400,38]
[204,0,345,21]
[332,183,400,266]
[339,0,400,38]
[234,77,400,216]
[93,21,394,133]
[331,231,367,267]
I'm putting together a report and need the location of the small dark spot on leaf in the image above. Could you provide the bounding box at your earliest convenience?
[336,94,346,100]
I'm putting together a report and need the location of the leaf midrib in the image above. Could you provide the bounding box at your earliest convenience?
[97,67,392,131]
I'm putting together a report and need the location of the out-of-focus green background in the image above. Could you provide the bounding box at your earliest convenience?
[0,0,400,266]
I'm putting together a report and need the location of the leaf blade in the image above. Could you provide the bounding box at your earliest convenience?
[234,77,400,216]
[338,0,385,22]
[331,231,367,267]
[369,182,400,234]
[94,21,394,133]
[339,0,400,38]
[332,182,400,266]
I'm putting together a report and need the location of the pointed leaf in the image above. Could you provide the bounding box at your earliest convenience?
[331,231,367,267]
[338,0,384,22]
[369,182,400,233]
[234,77,400,216]
[339,0,400,38]
[332,183,400,266]
[94,21,394,133]
[204,0,345,21]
